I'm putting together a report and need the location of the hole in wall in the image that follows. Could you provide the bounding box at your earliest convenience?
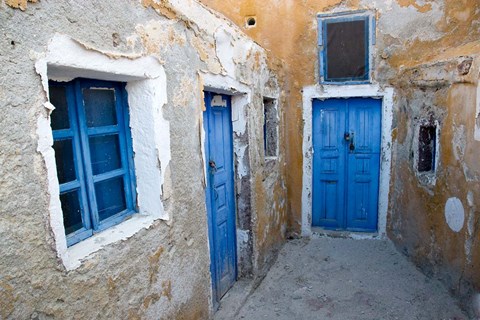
[112,33,120,48]
[245,16,256,28]
[10,40,15,46]
[418,124,437,173]
[263,97,278,159]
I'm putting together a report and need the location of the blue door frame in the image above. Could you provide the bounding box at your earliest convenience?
[312,98,381,232]
[203,92,237,306]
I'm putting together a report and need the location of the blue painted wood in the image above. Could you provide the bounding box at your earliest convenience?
[312,98,381,232]
[50,81,92,246]
[312,99,346,229]
[345,98,381,231]
[87,125,119,136]
[76,79,136,232]
[49,79,136,246]
[203,92,237,306]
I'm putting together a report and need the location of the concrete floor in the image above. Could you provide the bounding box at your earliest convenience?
[215,237,468,320]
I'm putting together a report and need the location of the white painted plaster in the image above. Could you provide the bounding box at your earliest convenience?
[301,84,394,238]
[445,197,465,233]
[465,191,475,262]
[452,124,465,162]
[232,36,254,67]
[35,34,170,270]
[211,95,227,107]
[215,28,235,76]
[36,113,68,253]
[126,78,170,219]
[234,144,249,178]
[467,191,474,207]
[475,81,480,141]
[236,229,250,252]
[375,0,444,42]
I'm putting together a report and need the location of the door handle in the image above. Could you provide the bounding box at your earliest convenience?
[348,132,355,152]
[209,160,217,173]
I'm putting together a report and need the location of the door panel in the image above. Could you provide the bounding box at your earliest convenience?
[204,92,237,305]
[312,99,346,228]
[312,98,381,232]
[346,98,381,231]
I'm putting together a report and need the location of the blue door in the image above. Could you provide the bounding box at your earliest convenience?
[312,98,381,232]
[203,92,237,305]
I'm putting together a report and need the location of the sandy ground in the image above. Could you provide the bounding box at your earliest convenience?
[215,237,468,320]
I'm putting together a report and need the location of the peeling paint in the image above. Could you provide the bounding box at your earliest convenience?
[396,0,432,13]
[35,34,171,271]
[5,0,37,11]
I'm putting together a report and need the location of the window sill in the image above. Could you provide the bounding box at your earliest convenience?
[62,212,160,271]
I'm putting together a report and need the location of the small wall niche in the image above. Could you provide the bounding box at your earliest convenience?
[245,16,257,28]
[475,81,480,141]
[417,124,437,173]
[413,119,440,186]
[263,97,278,159]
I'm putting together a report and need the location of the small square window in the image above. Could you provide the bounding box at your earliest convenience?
[49,79,137,246]
[317,12,374,84]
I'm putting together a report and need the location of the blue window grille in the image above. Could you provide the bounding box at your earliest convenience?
[317,11,375,84]
[49,79,136,247]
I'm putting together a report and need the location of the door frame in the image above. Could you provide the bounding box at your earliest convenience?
[200,73,256,309]
[301,84,394,238]
[203,91,238,305]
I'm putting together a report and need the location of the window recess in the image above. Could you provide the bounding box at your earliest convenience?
[417,124,437,173]
[263,98,278,159]
[317,11,375,84]
[50,79,136,246]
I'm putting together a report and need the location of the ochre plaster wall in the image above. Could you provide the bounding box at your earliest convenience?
[199,0,480,311]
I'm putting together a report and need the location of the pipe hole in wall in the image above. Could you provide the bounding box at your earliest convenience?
[245,16,256,28]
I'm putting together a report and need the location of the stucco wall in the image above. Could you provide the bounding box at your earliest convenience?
[199,0,480,312]
[0,0,287,318]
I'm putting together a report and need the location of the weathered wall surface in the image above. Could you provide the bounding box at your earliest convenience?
[390,53,480,309]
[0,0,286,319]
[199,0,480,312]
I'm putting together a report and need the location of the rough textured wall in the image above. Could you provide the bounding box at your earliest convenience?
[198,0,480,311]
[390,53,480,310]
[0,0,286,318]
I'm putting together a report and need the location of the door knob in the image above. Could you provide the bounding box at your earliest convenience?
[209,160,217,172]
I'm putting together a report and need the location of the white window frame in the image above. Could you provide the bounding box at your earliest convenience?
[36,34,171,270]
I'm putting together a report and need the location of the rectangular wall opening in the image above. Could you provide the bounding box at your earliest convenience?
[418,124,437,173]
[263,98,278,159]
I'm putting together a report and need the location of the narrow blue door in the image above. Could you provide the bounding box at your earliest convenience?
[312,98,381,232]
[203,92,237,305]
